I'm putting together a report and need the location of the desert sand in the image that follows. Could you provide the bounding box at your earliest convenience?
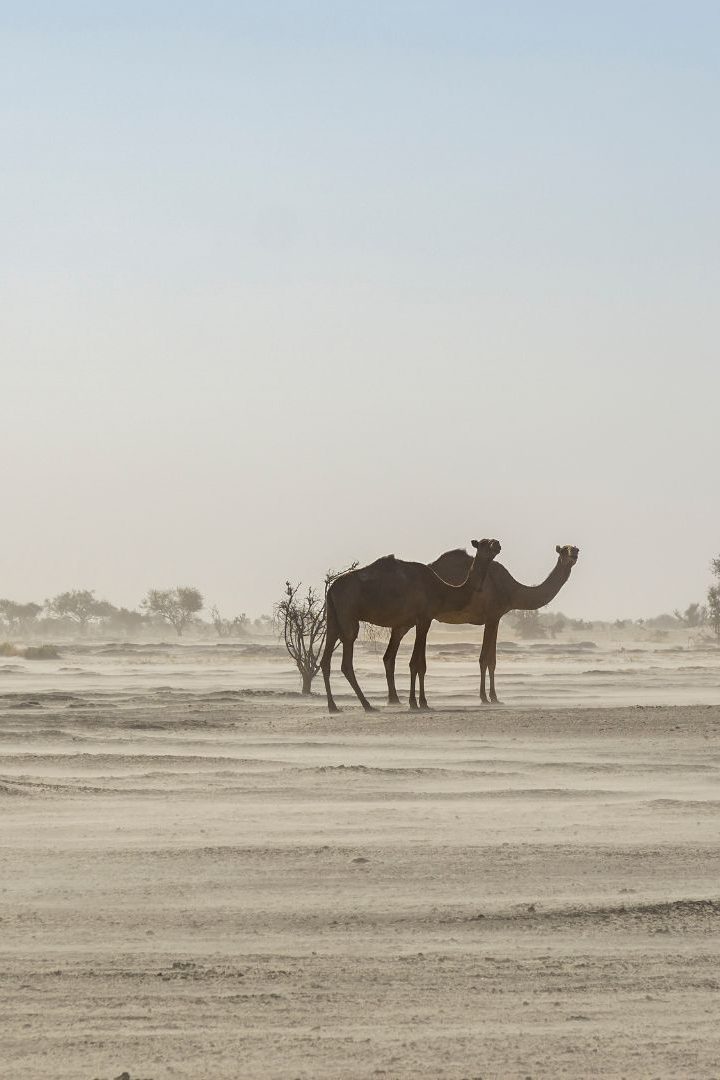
[2,638,720,1078]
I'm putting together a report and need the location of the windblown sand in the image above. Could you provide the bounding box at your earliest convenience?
[1,640,720,1078]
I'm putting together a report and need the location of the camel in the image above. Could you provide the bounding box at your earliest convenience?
[320,538,501,713]
[382,544,579,705]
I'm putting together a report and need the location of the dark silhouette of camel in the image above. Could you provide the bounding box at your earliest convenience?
[382,545,579,704]
[320,539,501,712]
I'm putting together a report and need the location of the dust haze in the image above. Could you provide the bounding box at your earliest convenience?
[2,4,720,1079]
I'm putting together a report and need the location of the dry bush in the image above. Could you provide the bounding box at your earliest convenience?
[275,564,357,693]
[23,645,60,660]
[0,643,60,659]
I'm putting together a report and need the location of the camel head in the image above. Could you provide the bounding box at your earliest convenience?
[471,538,502,560]
[555,544,580,568]
[472,538,501,557]
[469,538,501,585]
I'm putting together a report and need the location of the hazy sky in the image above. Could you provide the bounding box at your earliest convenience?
[3,2,719,620]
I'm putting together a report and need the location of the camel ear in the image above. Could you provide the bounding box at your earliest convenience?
[556,545,562,554]
[471,539,480,549]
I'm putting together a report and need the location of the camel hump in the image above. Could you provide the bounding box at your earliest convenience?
[366,554,395,568]
[430,548,470,570]
[355,554,396,580]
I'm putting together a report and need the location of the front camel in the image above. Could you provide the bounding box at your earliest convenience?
[382,544,580,705]
[320,538,501,713]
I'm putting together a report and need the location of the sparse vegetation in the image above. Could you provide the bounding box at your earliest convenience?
[210,606,249,638]
[23,645,60,660]
[0,590,276,642]
[46,590,114,629]
[0,600,42,633]
[545,613,567,639]
[644,613,680,630]
[673,602,707,628]
[105,607,146,635]
[510,610,546,639]
[708,557,720,639]
[566,617,595,631]
[2,567,718,652]
[141,587,204,637]
[363,622,391,652]
[275,566,356,694]
[275,582,327,694]
[0,643,59,659]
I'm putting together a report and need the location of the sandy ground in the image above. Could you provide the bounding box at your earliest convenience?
[2,682,720,1079]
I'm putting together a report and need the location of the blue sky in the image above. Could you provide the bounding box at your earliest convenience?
[2,3,718,617]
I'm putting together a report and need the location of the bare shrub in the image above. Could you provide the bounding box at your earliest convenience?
[275,565,356,694]
[363,623,391,653]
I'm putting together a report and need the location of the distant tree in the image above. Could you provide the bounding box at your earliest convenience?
[106,607,146,636]
[707,588,720,639]
[252,614,274,635]
[142,587,204,636]
[46,590,114,629]
[645,613,680,630]
[708,556,720,639]
[0,600,42,634]
[510,609,546,639]
[545,613,567,639]
[567,617,594,631]
[210,606,249,638]
[673,602,707,628]
[275,565,356,694]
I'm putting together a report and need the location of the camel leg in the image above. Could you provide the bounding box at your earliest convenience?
[383,625,410,705]
[340,626,374,712]
[487,618,502,704]
[320,606,341,714]
[416,619,431,710]
[409,619,431,710]
[480,618,500,705]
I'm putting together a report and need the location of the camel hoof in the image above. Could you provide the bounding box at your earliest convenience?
[418,702,430,711]
[387,696,401,706]
[362,703,376,713]
[408,702,419,711]
[327,704,340,714]
[490,698,503,706]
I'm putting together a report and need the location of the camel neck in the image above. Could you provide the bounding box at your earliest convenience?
[511,558,572,610]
